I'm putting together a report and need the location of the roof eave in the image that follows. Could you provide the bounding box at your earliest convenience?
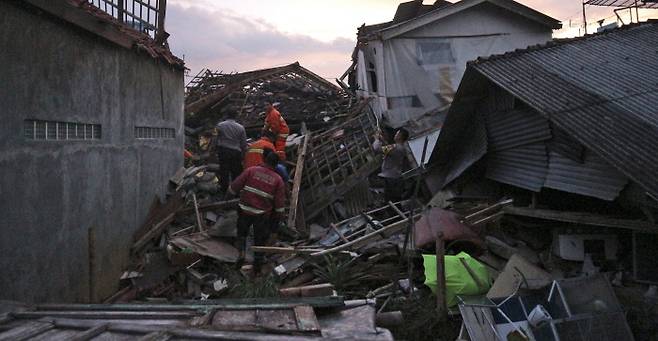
[379,0,561,41]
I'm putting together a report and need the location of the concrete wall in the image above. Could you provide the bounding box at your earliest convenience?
[0,2,184,303]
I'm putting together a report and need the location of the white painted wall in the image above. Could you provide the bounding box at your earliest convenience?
[357,2,553,128]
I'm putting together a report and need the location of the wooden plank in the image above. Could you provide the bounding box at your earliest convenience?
[250,246,322,254]
[288,132,310,232]
[0,321,54,341]
[293,306,321,332]
[503,206,658,232]
[137,331,173,341]
[192,193,205,232]
[177,198,239,216]
[131,212,176,253]
[37,296,345,311]
[13,311,197,320]
[280,284,335,298]
[68,324,109,341]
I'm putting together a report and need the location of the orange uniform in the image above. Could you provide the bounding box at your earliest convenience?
[264,107,289,160]
[244,137,276,169]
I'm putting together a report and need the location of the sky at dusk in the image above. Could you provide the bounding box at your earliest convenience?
[166,0,658,83]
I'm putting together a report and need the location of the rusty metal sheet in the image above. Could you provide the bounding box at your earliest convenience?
[413,207,483,249]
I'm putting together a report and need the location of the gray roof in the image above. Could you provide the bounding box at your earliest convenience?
[358,0,560,41]
[432,21,658,198]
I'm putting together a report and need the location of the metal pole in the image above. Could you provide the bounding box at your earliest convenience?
[156,0,168,44]
[117,0,124,23]
[435,235,447,322]
[402,137,429,297]
[582,1,588,35]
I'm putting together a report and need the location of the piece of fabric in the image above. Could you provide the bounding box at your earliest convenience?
[244,138,276,169]
[216,119,247,153]
[373,139,408,178]
[264,108,289,136]
[230,165,286,219]
[275,164,290,183]
[422,252,491,307]
[217,146,244,192]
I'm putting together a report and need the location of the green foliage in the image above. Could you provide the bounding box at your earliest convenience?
[228,275,280,299]
[310,255,371,297]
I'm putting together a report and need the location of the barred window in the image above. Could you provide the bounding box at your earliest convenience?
[24,120,101,141]
[135,126,176,139]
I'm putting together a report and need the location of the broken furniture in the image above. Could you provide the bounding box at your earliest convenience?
[458,274,635,341]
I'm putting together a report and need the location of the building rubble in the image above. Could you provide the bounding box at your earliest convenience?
[2,1,658,340]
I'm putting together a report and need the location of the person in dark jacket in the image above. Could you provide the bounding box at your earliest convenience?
[372,127,410,202]
[228,149,286,273]
[216,112,247,193]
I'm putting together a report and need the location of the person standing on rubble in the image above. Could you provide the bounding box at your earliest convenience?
[373,128,410,202]
[263,102,289,161]
[244,131,290,183]
[228,149,286,273]
[216,112,248,193]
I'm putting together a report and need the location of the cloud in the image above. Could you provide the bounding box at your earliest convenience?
[166,4,355,80]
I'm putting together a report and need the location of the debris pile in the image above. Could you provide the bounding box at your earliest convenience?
[184,62,369,134]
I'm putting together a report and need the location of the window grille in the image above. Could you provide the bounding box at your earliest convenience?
[87,0,163,39]
[24,120,102,141]
[135,126,175,139]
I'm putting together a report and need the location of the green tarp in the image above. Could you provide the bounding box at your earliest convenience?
[423,252,491,307]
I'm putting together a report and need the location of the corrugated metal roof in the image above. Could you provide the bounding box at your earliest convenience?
[486,143,548,191]
[545,151,628,201]
[485,108,551,152]
[470,21,658,198]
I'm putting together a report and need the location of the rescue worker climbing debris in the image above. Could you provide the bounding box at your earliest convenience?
[228,149,286,274]
[244,131,290,183]
[215,112,247,193]
[263,102,289,161]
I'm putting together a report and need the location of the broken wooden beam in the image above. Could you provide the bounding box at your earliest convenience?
[280,284,335,298]
[288,132,310,233]
[250,246,323,254]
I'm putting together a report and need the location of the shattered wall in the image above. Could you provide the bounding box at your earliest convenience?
[0,2,184,303]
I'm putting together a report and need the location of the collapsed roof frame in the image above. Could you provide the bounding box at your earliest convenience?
[184,62,355,131]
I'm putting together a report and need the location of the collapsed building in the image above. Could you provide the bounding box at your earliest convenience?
[0,0,184,303]
[184,63,360,136]
[2,0,658,340]
[427,21,658,340]
[343,0,561,128]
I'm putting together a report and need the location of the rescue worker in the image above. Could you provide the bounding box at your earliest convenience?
[244,131,276,170]
[228,149,286,273]
[244,131,290,182]
[263,102,289,161]
[215,112,247,193]
[372,128,410,202]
